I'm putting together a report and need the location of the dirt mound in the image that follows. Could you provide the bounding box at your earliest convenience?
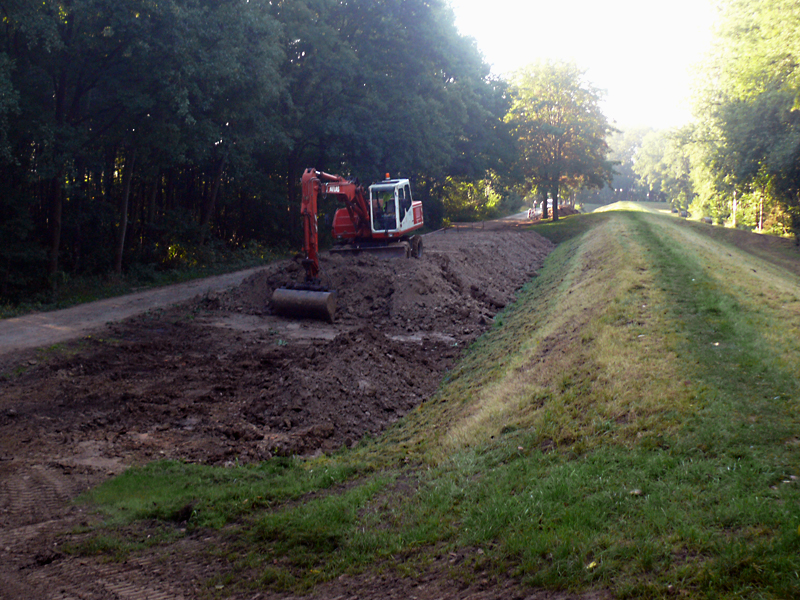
[1,224,552,464]
[240,323,461,456]
[0,221,554,598]
[218,225,549,337]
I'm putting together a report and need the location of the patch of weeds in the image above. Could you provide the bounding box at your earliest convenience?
[2,363,30,381]
[36,343,67,359]
[62,534,132,561]
[82,458,362,530]
[246,475,399,591]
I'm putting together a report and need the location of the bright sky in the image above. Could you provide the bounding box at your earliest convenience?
[448,0,717,130]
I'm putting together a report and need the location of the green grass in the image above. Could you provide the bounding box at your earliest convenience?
[83,458,364,529]
[526,211,610,245]
[77,209,800,598]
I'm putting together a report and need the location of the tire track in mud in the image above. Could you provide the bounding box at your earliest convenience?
[2,505,215,599]
[0,461,97,599]
[30,557,199,600]
[0,453,210,599]
[16,557,199,600]
[0,463,78,528]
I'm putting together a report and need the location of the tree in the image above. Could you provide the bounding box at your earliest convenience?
[505,61,614,220]
[691,0,800,238]
[268,0,511,230]
[0,52,18,161]
[578,127,654,206]
[632,128,697,211]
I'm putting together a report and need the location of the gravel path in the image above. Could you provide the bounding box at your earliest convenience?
[0,266,266,356]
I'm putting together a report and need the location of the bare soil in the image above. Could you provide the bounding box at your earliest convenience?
[0,221,600,599]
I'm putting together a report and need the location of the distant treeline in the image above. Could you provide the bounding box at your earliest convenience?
[0,0,515,300]
[581,0,800,240]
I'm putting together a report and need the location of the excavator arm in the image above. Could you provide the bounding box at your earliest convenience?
[299,167,371,281]
[299,168,322,281]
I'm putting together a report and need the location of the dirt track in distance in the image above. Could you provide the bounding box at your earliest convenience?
[0,221,576,599]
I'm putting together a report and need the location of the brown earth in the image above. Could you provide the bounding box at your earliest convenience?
[0,221,610,599]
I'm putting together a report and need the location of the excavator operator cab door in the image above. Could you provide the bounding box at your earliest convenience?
[396,183,414,230]
[369,182,401,234]
[368,177,420,238]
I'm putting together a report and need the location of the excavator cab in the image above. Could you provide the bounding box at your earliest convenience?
[368,179,419,236]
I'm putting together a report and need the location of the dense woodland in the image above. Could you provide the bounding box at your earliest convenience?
[0,0,525,301]
[1,0,797,305]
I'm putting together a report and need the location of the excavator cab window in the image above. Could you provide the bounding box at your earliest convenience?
[370,187,398,231]
[399,184,412,222]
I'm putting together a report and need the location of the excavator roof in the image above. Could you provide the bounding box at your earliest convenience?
[370,178,409,187]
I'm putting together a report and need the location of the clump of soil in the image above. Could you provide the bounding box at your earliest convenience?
[0,221,554,598]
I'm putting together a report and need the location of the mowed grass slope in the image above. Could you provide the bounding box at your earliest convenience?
[82,209,800,598]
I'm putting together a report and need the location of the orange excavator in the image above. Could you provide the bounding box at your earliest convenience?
[271,168,424,322]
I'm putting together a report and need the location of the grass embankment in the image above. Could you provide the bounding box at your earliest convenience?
[79,209,800,598]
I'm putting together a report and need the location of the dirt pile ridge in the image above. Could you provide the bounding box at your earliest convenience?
[0,221,554,598]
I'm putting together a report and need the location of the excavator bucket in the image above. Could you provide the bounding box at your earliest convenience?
[271,286,337,323]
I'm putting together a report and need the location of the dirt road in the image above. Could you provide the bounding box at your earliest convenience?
[0,222,555,599]
[0,266,267,358]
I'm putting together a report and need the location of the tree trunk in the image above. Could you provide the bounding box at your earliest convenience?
[73,160,89,272]
[114,149,137,274]
[199,155,226,244]
[130,178,143,243]
[238,190,248,241]
[147,176,159,225]
[287,153,302,247]
[166,168,175,213]
[47,174,63,279]
[47,13,73,283]
[552,183,560,221]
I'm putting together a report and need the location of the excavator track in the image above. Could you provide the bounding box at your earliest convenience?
[329,241,411,259]
[330,236,422,260]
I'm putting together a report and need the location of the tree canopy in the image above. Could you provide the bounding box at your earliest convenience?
[688,0,800,233]
[632,128,697,210]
